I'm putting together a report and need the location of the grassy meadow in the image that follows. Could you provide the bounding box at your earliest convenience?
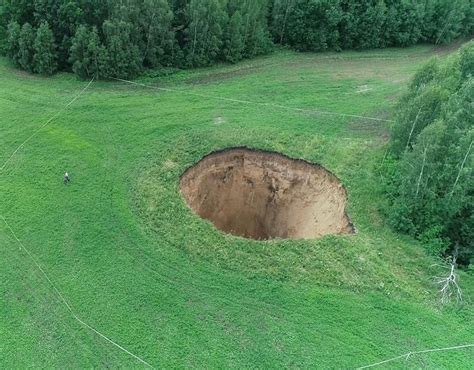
[1,44,473,368]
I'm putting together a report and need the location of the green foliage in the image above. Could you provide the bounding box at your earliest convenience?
[1,0,35,25]
[184,0,227,67]
[33,21,57,75]
[140,0,175,68]
[0,3,7,53]
[341,0,388,49]
[270,0,473,51]
[69,25,103,79]
[101,19,142,78]
[223,11,245,63]
[391,75,449,155]
[419,225,449,256]
[18,22,35,72]
[387,41,474,265]
[0,1,472,78]
[5,20,20,64]
[55,1,85,68]
[279,0,342,51]
[239,0,272,58]
[270,0,296,44]
[459,40,474,78]
[383,0,424,47]
[421,0,472,44]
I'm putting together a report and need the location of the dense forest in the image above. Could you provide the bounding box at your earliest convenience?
[0,0,472,78]
[386,41,473,266]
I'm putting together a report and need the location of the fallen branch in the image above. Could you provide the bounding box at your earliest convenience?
[434,254,462,305]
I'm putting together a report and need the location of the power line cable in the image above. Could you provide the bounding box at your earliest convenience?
[110,77,393,123]
[1,76,95,172]
[1,215,154,368]
[357,343,474,369]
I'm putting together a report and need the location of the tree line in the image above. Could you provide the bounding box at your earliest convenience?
[0,0,271,78]
[271,0,473,51]
[0,0,472,79]
[385,41,473,267]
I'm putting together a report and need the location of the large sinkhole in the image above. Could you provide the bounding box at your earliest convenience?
[179,148,354,240]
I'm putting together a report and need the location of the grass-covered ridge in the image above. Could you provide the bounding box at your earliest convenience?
[1,44,473,368]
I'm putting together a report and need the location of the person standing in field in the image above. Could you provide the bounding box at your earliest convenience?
[64,172,70,185]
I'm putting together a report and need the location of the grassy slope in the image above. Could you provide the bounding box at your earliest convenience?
[1,45,473,368]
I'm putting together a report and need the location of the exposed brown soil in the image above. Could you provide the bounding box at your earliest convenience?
[433,38,472,55]
[185,60,281,85]
[180,148,354,240]
[186,67,259,85]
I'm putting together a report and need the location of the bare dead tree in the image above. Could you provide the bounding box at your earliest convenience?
[434,251,462,305]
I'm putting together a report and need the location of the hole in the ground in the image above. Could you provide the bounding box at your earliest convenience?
[180,148,354,240]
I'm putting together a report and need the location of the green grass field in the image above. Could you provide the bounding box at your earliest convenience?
[1,44,473,368]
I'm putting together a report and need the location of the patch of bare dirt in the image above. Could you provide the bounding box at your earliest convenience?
[185,61,281,85]
[186,66,260,85]
[11,68,42,80]
[433,38,472,55]
[180,148,354,240]
[347,118,391,140]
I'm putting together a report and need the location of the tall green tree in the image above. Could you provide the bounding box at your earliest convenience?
[102,19,142,78]
[140,0,175,68]
[270,0,296,44]
[283,0,342,51]
[0,2,8,52]
[223,10,245,63]
[5,20,21,64]
[70,25,103,79]
[184,0,227,67]
[55,1,85,69]
[340,0,387,49]
[80,0,109,29]
[109,0,142,46]
[1,0,35,26]
[33,21,57,75]
[18,22,35,72]
[389,0,423,46]
[390,59,448,155]
[170,0,190,49]
[422,0,471,44]
[240,0,272,58]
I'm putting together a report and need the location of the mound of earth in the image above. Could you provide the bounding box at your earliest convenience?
[180,148,354,240]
